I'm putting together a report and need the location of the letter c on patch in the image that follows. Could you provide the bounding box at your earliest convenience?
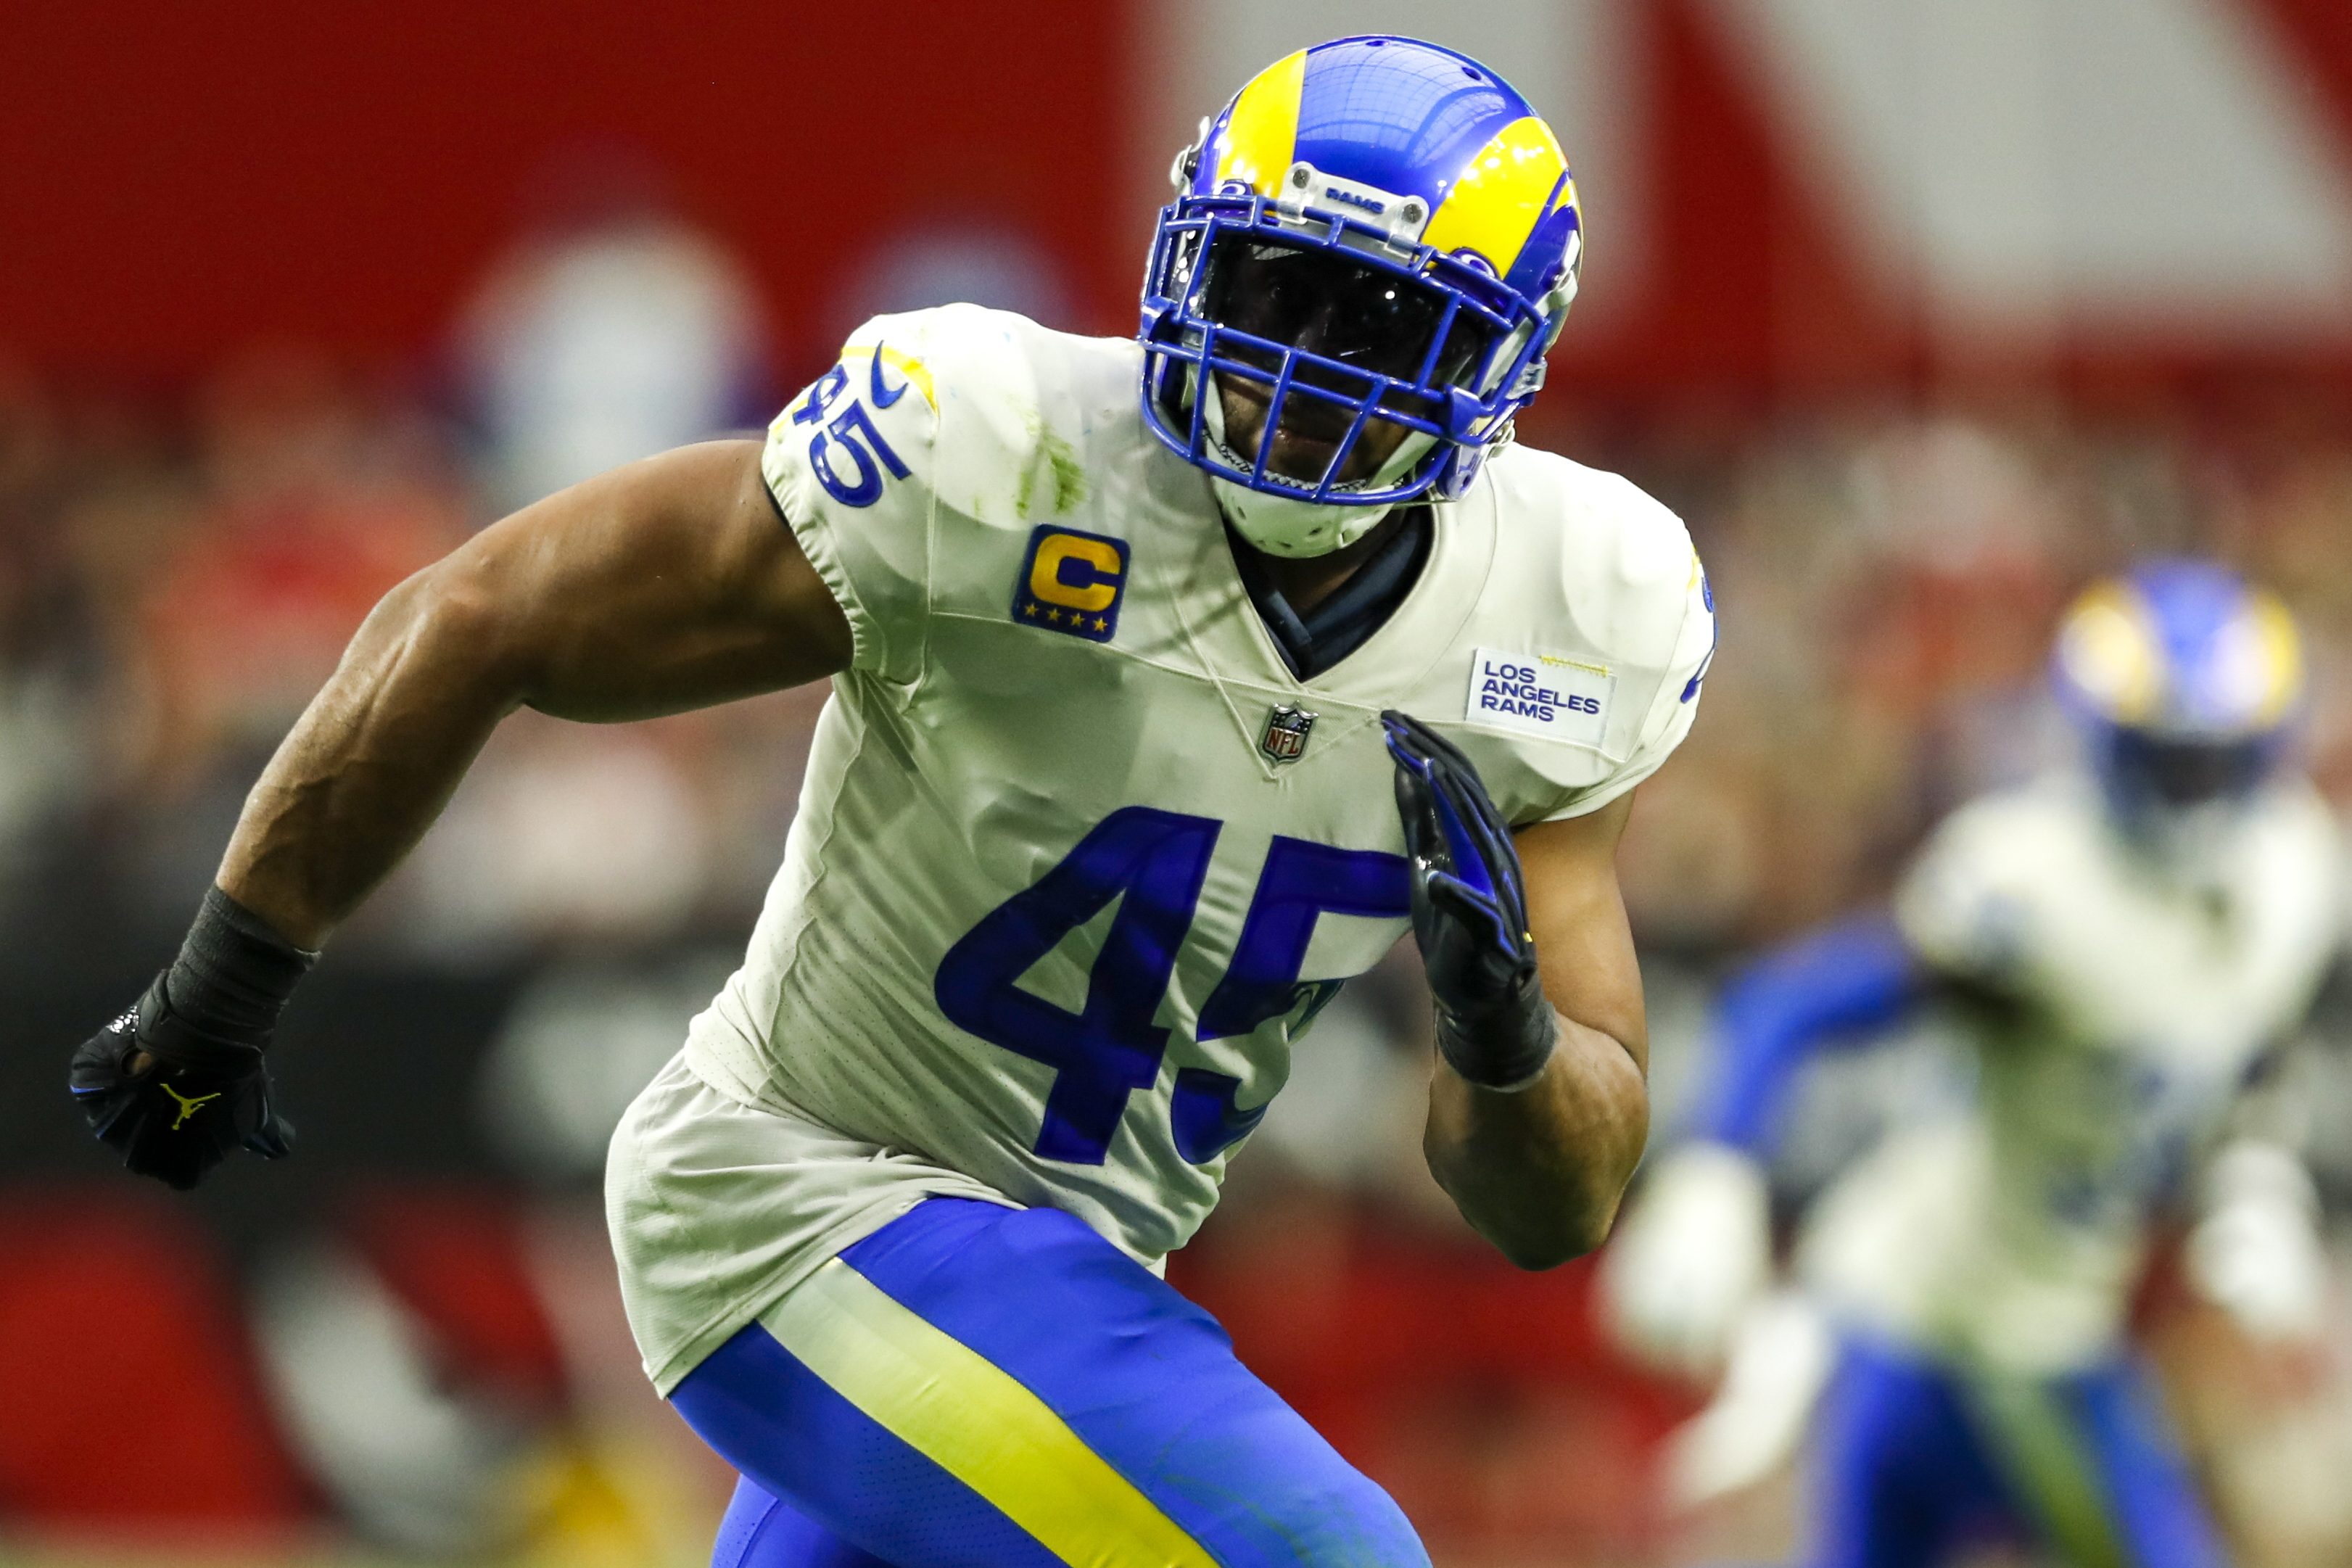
[1031,533,1123,612]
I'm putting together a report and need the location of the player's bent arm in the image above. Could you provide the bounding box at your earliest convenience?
[220,439,851,947]
[75,440,850,1186]
[1680,916,1926,1158]
[1424,793,1649,1269]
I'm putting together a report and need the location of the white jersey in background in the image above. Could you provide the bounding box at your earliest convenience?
[608,304,1717,1389]
[1800,774,2341,1374]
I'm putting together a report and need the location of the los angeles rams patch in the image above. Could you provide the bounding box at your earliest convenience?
[1466,648,1611,746]
[1014,525,1128,643]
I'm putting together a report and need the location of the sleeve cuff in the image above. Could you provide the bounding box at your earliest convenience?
[762,436,880,676]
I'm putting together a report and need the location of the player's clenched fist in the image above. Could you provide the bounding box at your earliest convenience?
[68,888,310,1190]
[1382,711,1557,1092]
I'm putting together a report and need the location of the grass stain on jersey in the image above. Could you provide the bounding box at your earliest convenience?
[1016,415,1088,519]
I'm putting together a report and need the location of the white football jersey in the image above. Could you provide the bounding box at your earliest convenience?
[608,305,1714,1389]
[1799,775,2340,1374]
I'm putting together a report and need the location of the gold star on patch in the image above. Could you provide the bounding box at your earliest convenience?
[1046,608,1062,624]
[1023,602,1038,617]
[1092,616,1108,632]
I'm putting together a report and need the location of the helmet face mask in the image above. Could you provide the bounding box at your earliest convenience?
[1198,234,1495,488]
[2106,731,2271,813]
[1205,239,1493,401]
[1138,36,1582,529]
[2094,728,2282,873]
[1144,193,1542,508]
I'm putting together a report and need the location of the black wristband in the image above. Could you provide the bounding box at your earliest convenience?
[160,887,319,1047]
[1432,967,1557,1092]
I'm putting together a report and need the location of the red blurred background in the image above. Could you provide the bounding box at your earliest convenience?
[15,0,2352,395]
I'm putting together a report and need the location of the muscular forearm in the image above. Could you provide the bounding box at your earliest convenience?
[1426,1016,1649,1268]
[215,441,848,949]
[1379,740,1655,1271]
[75,442,846,1192]
[217,561,521,946]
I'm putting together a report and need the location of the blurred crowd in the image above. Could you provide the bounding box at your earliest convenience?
[9,189,2352,1567]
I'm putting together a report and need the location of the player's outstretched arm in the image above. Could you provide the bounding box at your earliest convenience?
[220,439,848,945]
[70,440,851,1188]
[1385,712,1649,1268]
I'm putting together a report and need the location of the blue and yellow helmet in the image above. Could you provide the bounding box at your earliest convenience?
[1139,36,1583,508]
[2052,561,2304,819]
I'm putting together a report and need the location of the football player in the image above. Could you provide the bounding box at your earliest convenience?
[70,36,1714,1567]
[1604,562,2337,1568]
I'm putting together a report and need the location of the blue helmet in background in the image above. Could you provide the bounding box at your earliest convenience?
[2052,560,2305,830]
[1139,36,1583,553]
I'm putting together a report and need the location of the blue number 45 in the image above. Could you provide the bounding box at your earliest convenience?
[933,807,1410,1166]
[791,355,909,509]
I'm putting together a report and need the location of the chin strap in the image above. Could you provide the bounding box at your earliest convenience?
[1212,478,1392,559]
[1197,368,1432,558]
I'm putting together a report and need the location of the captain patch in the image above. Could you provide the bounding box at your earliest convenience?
[1466,648,1612,746]
[1013,525,1128,643]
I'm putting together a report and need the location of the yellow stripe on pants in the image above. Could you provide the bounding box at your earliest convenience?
[762,1258,1221,1568]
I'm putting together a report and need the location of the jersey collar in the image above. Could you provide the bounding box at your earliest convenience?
[1143,448,1499,775]
[1224,507,1435,682]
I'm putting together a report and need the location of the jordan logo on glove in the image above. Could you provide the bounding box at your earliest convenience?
[162,1085,220,1129]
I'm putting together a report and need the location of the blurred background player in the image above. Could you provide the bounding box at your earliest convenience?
[1605,561,2341,1568]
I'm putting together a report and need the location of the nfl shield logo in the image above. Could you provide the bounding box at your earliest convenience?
[1260,703,1316,763]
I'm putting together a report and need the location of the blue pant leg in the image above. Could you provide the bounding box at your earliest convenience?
[2063,1360,2227,1568]
[672,1318,1065,1568]
[711,1475,897,1568]
[834,1197,1429,1568]
[672,1197,1426,1568]
[1810,1337,2025,1568]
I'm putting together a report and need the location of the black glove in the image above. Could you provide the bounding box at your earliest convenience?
[1382,710,1556,1090]
[69,888,310,1190]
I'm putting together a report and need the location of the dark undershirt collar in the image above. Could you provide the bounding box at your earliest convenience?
[1227,506,1435,682]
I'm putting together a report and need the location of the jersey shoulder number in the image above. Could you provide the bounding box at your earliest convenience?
[762,306,1034,678]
